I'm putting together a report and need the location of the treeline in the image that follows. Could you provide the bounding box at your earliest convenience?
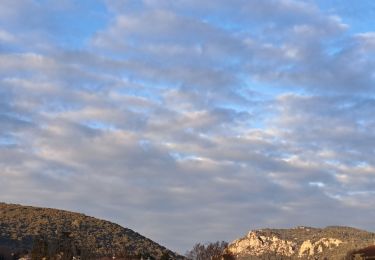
[184,242,375,260]
[185,241,234,260]
[345,245,375,260]
[0,231,174,260]
[30,232,173,260]
[184,241,296,260]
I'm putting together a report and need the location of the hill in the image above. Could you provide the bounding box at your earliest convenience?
[227,226,375,259]
[0,202,184,259]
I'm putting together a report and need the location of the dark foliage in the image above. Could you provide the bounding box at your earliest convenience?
[186,241,230,260]
[345,245,375,260]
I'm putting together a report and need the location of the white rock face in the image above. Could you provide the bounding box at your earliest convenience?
[298,238,343,257]
[228,230,344,258]
[228,231,297,257]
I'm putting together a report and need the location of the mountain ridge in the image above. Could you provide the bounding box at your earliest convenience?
[227,226,375,259]
[0,202,184,259]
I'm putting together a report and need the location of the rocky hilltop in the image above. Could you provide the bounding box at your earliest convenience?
[0,202,184,259]
[228,226,375,259]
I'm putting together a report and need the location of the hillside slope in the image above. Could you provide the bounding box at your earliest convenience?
[228,226,375,259]
[0,202,183,259]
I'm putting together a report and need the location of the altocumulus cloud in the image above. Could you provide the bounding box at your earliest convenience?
[0,0,375,253]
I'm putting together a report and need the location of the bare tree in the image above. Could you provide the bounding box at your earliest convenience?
[186,241,230,260]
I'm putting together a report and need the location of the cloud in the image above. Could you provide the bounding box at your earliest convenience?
[96,0,374,97]
[0,0,375,254]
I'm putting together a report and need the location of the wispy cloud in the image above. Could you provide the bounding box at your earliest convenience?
[0,0,374,253]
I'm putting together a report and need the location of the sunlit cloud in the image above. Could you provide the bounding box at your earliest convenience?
[0,0,374,253]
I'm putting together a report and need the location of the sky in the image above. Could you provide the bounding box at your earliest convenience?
[0,0,375,254]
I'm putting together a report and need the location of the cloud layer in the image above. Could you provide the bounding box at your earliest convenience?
[0,0,374,253]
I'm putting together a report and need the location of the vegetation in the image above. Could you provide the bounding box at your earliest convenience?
[2,202,375,260]
[345,245,375,260]
[186,241,234,260]
[0,202,184,259]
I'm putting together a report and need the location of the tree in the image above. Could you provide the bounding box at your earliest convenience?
[160,252,171,260]
[186,241,229,260]
[0,246,12,260]
[31,237,49,260]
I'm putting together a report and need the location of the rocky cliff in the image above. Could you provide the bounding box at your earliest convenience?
[227,226,375,259]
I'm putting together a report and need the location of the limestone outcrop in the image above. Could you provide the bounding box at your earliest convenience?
[298,238,343,257]
[229,231,297,257]
[227,226,375,259]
